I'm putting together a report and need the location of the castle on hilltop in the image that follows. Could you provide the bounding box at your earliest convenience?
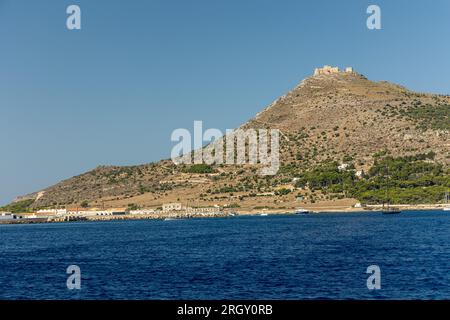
[314,65,354,76]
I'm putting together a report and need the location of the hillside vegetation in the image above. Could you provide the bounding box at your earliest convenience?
[7,70,449,211]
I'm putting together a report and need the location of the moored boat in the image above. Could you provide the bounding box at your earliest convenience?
[382,207,401,215]
[382,165,401,215]
[294,208,310,215]
[444,192,450,211]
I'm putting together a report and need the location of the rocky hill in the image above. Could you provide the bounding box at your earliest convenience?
[6,66,450,212]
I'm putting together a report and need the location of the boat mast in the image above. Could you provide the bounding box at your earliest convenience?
[385,165,389,210]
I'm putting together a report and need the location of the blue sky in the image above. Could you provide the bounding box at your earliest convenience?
[1,0,449,205]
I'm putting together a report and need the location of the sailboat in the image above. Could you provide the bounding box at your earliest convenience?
[444,192,450,211]
[382,165,401,215]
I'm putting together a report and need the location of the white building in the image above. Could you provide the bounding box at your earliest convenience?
[338,163,350,171]
[162,203,182,211]
[66,207,126,216]
[37,209,67,216]
[314,65,354,76]
[129,209,156,215]
[67,210,113,216]
[0,213,18,221]
[23,214,38,219]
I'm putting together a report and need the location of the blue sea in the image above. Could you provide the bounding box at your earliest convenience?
[0,211,449,300]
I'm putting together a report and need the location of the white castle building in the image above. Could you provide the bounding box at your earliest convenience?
[314,65,354,76]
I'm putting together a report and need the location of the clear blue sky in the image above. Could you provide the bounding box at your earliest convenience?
[1,0,449,205]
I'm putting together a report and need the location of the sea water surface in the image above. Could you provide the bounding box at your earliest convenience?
[1,211,449,300]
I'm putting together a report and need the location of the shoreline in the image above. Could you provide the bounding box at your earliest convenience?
[236,203,448,215]
[0,204,448,225]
